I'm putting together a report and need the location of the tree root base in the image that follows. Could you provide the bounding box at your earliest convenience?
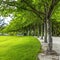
[43,50,59,55]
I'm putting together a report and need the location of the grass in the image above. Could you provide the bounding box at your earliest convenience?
[0,36,41,60]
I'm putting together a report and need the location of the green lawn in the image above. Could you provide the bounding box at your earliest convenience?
[0,36,41,60]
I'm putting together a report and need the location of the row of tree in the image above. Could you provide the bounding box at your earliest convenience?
[0,0,60,54]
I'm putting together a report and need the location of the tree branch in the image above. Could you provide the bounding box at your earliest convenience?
[3,1,43,20]
[47,0,60,19]
[22,0,45,16]
[21,7,43,20]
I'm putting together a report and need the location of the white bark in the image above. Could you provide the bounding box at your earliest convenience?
[47,19,52,52]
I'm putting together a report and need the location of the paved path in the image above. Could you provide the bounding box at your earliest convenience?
[38,37,60,54]
[52,37,60,54]
[37,37,60,60]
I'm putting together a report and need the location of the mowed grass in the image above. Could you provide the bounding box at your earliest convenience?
[0,36,41,60]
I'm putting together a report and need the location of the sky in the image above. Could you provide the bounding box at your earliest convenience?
[0,14,13,26]
[0,16,12,24]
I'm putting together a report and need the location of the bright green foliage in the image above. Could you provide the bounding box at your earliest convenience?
[0,0,60,36]
[0,0,44,17]
[0,36,41,60]
[52,3,60,20]
[2,11,41,32]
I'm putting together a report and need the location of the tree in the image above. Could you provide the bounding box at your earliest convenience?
[46,0,60,54]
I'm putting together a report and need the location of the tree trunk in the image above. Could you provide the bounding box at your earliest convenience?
[33,25,36,36]
[27,28,30,36]
[37,25,40,37]
[44,19,47,43]
[44,3,48,43]
[36,24,40,37]
[41,23,44,39]
[47,19,52,53]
